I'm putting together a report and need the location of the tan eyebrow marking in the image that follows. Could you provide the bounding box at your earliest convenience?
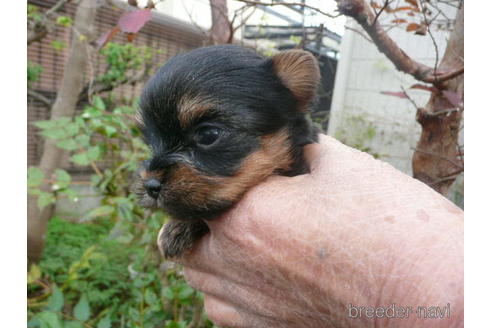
[177,95,216,129]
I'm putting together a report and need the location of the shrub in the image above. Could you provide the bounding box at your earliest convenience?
[28,95,215,327]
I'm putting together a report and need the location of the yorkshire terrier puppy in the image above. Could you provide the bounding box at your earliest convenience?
[134,45,320,259]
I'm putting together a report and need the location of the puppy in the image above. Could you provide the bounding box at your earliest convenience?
[133,45,320,258]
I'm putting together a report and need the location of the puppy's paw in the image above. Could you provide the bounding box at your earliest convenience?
[157,219,209,259]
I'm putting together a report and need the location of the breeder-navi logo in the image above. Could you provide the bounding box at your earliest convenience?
[347,303,451,319]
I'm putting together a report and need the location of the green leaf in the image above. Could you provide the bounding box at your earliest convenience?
[27,263,42,284]
[90,118,103,128]
[28,188,41,196]
[41,128,66,140]
[64,322,84,328]
[128,307,140,322]
[177,284,194,301]
[117,203,134,221]
[38,192,56,209]
[71,153,90,166]
[36,311,63,328]
[65,123,80,137]
[51,40,67,52]
[83,106,102,118]
[90,174,101,186]
[87,205,115,219]
[27,4,39,15]
[56,16,73,27]
[87,146,101,161]
[27,316,40,327]
[117,105,135,114]
[73,295,91,321]
[28,61,43,85]
[104,126,117,137]
[56,139,78,150]
[46,285,64,312]
[93,96,106,111]
[54,169,71,189]
[56,117,72,126]
[32,120,56,129]
[144,289,158,305]
[165,321,188,328]
[96,315,111,328]
[60,188,79,202]
[162,287,174,300]
[28,167,45,187]
[75,135,91,148]
[114,233,133,244]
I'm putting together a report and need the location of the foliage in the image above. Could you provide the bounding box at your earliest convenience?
[28,61,43,87]
[56,16,73,28]
[28,4,43,22]
[334,114,383,159]
[98,42,155,87]
[52,40,68,52]
[27,2,209,324]
[27,95,216,327]
[28,214,207,327]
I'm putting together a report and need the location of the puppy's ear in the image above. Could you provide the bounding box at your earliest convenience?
[271,50,320,111]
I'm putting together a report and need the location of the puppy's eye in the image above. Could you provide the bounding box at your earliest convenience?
[195,126,222,146]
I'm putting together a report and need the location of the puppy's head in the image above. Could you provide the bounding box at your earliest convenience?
[134,45,320,220]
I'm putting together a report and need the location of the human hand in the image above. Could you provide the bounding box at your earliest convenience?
[172,134,463,328]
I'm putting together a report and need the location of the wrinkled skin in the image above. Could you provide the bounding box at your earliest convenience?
[172,134,464,328]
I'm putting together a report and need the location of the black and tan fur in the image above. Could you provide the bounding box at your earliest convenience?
[133,45,320,258]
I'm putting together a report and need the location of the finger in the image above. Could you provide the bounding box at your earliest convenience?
[183,267,222,295]
[181,252,259,296]
[202,286,282,328]
[169,229,220,272]
[204,295,250,328]
[183,266,269,316]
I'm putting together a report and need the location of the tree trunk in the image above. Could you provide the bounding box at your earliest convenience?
[27,0,98,263]
[210,0,231,44]
[412,6,464,195]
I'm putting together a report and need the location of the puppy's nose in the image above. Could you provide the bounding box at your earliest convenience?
[144,179,162,199]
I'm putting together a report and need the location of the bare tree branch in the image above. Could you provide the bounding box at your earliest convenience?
[231,5,257,35]
[400,86,420,110]
[335,0,462,85]
[27,89,54,108]
[344,25,372,42]
[28,0,73,45]
[45,0,72,17]
[420,0,440,84]
[372,0,392,26]
[28,27,49,45]
[182,1,210,38]
[432,66,464,83]
[78,66,150,104]
[235,0,339,18]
